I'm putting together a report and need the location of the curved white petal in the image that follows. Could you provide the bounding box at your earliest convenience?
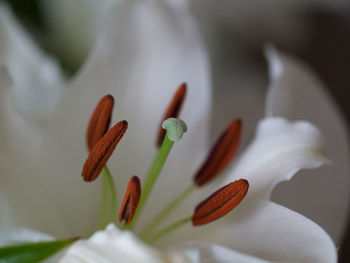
[60,224,166,263]
[224,117,328,199]
[185,201,337,263]
[43,0,210,234]
[265,46,350,242]
[0,3,64,119]
[169,242,271,263]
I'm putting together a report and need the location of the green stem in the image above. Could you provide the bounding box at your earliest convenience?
[145,217,191,244]
[127,135,174,229]
[98,165,117,229]
[140,184,196,238]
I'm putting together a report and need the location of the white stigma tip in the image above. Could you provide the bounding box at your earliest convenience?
[162,118,187,142]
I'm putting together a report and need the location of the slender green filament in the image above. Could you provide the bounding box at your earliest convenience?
[127,135,174,229]
[145,217,192,244]
[140,184,196,238]
[98,165,117,229]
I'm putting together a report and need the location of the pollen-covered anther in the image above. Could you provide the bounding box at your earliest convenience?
[86,94,115,150]
[82,120,128,182]
[194,119,242,186]
[192,179,249,226]
[119,176,141,225]
[157,83,187,147]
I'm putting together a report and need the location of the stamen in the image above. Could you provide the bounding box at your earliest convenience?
[119,176,141,225]
[192,179,249,226]
[194,119,242,186]
[82,120,128,182]
[145,179,248,243]
[156,83,187,147]
[86,95,115,150]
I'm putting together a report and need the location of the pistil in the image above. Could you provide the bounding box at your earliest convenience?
[127,118,187,229]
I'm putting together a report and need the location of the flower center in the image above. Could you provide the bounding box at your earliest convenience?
[82,84,249,243]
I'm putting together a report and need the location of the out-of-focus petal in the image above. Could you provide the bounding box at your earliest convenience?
[0,66,70,237]
[0,3,64,119]
[265,46,350,242]
[0,227,53,246]
[169,242,271,263]
[0,154,68,237]
[60,224,165,263]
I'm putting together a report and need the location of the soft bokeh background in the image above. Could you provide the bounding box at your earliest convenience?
[1,0,350,261]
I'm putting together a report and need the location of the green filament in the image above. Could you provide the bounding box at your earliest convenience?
[140,184,196,238]
[127,135,174,229]
[145,217,192,244]
[98,165,117,229]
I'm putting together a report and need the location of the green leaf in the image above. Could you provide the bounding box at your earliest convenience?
[0,238,77,263]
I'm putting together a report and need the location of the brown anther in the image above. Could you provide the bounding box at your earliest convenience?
[86,95,115,151]
[156,83,187,147]
[119,176,141,225]
[82,120,128,182]
[192,179,249,226]
[194,119,242,186]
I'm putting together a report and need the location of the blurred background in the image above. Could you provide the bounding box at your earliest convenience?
[1,0,350,260]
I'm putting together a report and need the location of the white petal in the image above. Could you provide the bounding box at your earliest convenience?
[265,46,350,242]
[169,242,271,263]
[0,3,64,119]
[0,67,69,235]
[45,0,210,233]
[60,224,166,263]
[0,155,69,237]
[224,117,328,199]
[0,227,53,246]
[186,201,337,263]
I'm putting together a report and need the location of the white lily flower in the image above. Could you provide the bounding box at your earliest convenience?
[40,0,350,244]
[0,0,344,262]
